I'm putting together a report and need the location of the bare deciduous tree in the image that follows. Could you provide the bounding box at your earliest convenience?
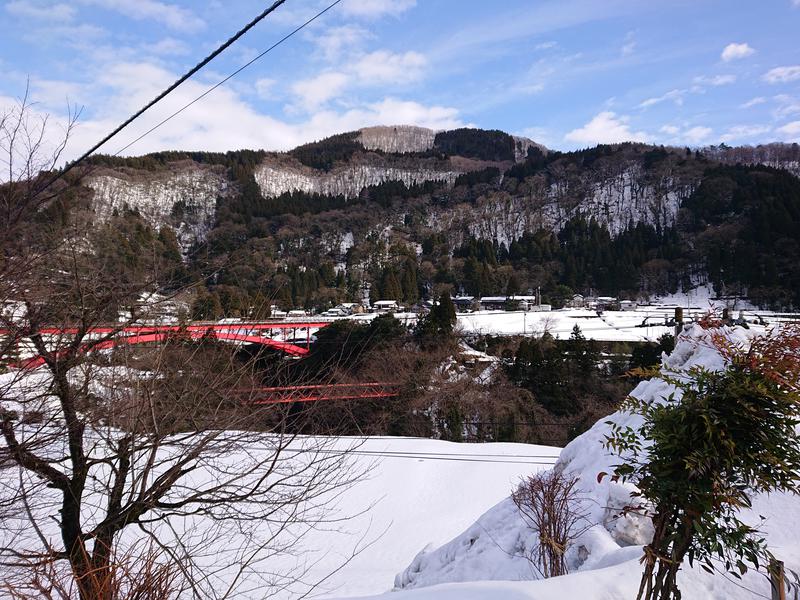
[0,97,365,600]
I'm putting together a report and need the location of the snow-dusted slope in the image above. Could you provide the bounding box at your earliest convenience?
[358,125,437,153]
[378,325,798,600]
[253,162,460,199]
[430,163,695,244]
[86,165,227,250]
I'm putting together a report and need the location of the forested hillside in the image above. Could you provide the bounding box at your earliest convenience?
[75,129,800,314]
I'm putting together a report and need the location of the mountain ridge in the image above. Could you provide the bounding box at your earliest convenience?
[77,127,800,312]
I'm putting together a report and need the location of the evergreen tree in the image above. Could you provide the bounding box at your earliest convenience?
[415,292,457,341]
[506,273,521,297]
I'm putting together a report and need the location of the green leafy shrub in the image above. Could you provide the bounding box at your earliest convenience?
[604,326,800,600]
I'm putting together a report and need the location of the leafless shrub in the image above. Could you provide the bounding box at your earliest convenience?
[511,470,590,578]
[2,541,182,600]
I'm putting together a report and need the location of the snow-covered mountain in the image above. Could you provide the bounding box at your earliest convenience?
[81,128,800,276]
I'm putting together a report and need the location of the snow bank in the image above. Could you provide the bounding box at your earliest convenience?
[388,325,798,600]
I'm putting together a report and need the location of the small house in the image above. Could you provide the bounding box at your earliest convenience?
[453,296,475,312]
[568,294,585,308]
[372,300,400,313]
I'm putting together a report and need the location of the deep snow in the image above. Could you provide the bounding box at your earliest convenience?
[3,324,798,600]
[341,324,799,600]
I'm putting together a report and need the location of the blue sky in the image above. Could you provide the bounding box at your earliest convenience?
[2,0,799,159]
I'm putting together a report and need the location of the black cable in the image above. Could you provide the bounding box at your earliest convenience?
[41,0,298,189]
[113,0,344,157]
[283,447,559,466]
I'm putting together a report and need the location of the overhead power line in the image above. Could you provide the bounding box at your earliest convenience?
[113,0,344,157]
[45,0,340,188]
[283,447,559,466]
[50,0,288,186]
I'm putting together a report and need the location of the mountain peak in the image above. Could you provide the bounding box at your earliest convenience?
[353,125,545,162]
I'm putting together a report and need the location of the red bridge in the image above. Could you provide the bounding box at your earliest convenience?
[5,321,333,369]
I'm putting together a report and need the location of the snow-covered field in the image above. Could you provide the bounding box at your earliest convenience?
[4,324,800,600]
[0,368,559,600]
[455,305,797,342]
[266,437,560,599]
[328,325,800,600]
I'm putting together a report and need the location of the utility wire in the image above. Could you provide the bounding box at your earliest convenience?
[54,4,287,185]
[42,0,336,189]
[112,0,343,157]
[283,447,559,466]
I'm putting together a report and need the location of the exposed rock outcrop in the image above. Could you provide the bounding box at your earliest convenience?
[86,163,227,251]
[357,125,437,154]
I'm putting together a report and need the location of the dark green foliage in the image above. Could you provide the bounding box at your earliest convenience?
[415,293,457,341]
[505,146,551,179]
[289,131,363,171]
[92,210,186,289]
[222,189,350,222]
[453,167,501,187]
[296,314,405,378]
[434,128,516,161]
[87,149,267,182]
[508,326,624,417]
[605,331,800,600]
[629,334,675,371]
[85,141,800,313]
[191,287,223,320]
[453,217,682,300]
[683,165,800,308]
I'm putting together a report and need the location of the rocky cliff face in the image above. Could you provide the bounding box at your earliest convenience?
[357,125,436,153]
[429,162,697,246]
[84,128,799,262]
[356,125,541,163]
[86,164,227,251]
[253,161,461,199]
[511,136,545,162]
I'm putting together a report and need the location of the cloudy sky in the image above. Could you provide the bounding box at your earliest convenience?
[1,0,799,159]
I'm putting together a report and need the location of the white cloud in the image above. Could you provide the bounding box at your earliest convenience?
[339,0,416,19]
[683,126,712,144]
[0,61,462,162]
[740,96,766,108]
[351,50,427,84]
[255,78,276,100]
[534,41,557,51]
[639,89,685,109]
[147,37,190,56]
[325,98,462,131]
[764,65,800,84]
[777,121,800,139]
[621,31,636,56]
[721,42,755,62]
[311,25,372,61]
[720,124,771,142]
[77,0,205,32]
[290,72,349,111]
[693,74,736,86]
[774,94,800,119]
[518,126,553,147]
[6,0,76,21]
[658,124,716,145]
[564,111,649,145]
[289,50,428,112]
